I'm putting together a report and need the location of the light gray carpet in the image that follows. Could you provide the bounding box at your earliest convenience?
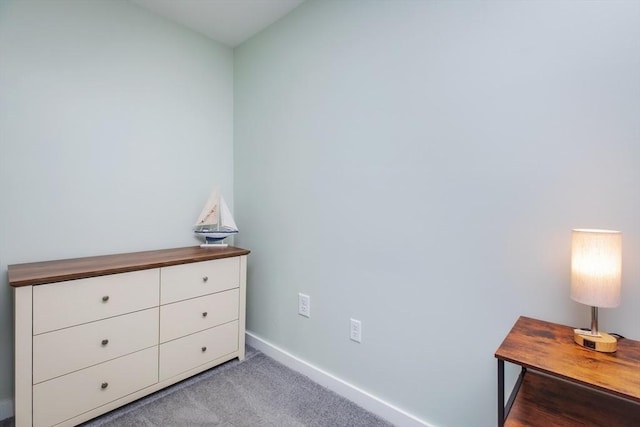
[1,346,393,427]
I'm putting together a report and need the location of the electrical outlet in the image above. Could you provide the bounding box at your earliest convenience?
[298,293,310,317]
[350,318,362,343]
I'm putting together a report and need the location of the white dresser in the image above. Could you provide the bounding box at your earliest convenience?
[8,246,249,427]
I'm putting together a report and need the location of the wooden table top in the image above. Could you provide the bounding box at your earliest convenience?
[7,246,250,287]
[495,316,640,403]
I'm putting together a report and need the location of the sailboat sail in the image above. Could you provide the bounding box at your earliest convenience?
[195,188,221,229]
[219,196,238,230]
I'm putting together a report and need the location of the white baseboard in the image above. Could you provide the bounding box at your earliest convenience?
[0,398,13,422]
[245,331,436,427]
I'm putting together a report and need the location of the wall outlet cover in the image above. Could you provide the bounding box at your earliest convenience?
[350,318,362,343]
[298,293,310,317]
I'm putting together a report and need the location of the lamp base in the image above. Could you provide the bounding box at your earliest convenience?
[573,330,617,353]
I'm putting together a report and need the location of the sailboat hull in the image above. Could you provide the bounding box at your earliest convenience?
[194,230,238,247]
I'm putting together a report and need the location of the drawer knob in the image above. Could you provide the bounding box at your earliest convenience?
[101,339,109,346]
[202,312,208,318]
[101,382,109,390]
[102,295,110,302]
[202,276,209,282]
[201,346,207,352]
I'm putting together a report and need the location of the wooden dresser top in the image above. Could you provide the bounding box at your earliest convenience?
[7,246,250,287]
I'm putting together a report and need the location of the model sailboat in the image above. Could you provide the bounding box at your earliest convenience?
[193,187,238,247]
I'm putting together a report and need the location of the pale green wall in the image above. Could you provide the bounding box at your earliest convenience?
[1,0,639,425]
[0,0,234,414]
[234,1,640,426]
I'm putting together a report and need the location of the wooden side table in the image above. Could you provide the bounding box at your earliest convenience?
[495,316,640,427]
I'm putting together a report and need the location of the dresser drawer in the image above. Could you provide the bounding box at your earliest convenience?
[33,308,159,384]
[159,320,238,381]
[160,289,239,343]
[33,269,159,334]
[33,346,158,427]
[160,257,239,304]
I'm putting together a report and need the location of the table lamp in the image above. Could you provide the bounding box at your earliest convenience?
[571,228,622,353]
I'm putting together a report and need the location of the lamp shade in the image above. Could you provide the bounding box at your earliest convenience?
[571,229,622,308]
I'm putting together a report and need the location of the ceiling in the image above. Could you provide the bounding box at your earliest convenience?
[131,0,305,47]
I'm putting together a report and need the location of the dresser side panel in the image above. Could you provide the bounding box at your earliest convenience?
[238,255,247,360]
[14,286,33,427]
